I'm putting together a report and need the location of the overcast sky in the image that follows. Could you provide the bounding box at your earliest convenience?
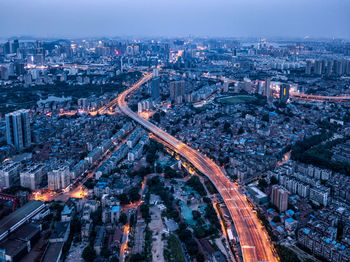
[1,0,349,39]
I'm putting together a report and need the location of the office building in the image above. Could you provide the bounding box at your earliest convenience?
[314,60,323,75]
[153,68,159,77]
[151,77,160,100]
[279,84,290,103]
[170,80,186,104]
[271,185,289,212]
[5,109,31,151]
[12,40,19,54]
[305,60,312,75]
[263,78,271,97]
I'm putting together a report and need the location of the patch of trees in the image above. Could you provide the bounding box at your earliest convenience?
[82,245,96,262]
[275,245,300,262]
[119,212,127,225]
[164,166,183,179]
[83,178,95,189]
[143,140,163,165]
[258,178,268,191]
[117,185,141,204]
[203,197,220,231]
[164,234,186,262]
[147,176,176,215]
[185,176,207,197]
[223,122,232,135]
[152,112,161,122]
[91,207,102,225]
[292,134,350,175]
[140,203,151,223]
[204,180,218,194]
[291,132,332,161]
[178,223,200,258]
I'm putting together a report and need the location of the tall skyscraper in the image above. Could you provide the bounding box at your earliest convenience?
[305,60,312,75]
[153,68,159,77]
[5,109,31,151]
[279,84,290,103]
[151,77,160,100]
[314,60,323,75]
[3,41,11,55]
[271,185,289,212]
[263,78,271,97]
[326,60,333,76]
[12,40,19,54]
[170,80,186,104]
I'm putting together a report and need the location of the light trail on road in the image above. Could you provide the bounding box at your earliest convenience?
[114,72,278,262]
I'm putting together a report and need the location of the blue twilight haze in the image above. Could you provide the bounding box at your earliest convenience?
[0,0,349,38]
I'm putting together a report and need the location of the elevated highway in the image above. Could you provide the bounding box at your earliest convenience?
[116,73,278,262]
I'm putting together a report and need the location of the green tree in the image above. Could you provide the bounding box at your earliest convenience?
[258,178,268,190]
[272,216,281,223]
[119,212,127,225]
[238,126,244,135]
[270,176,278,185]
[82,245,96,262]
[192,210,201,220]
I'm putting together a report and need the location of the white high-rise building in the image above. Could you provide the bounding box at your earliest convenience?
[153,68,159,77]
[5,109,31,151]
[0,161,22,188]
[48,166,71,190]
[20,163,46,190]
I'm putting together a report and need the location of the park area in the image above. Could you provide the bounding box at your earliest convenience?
[216,95,257,105]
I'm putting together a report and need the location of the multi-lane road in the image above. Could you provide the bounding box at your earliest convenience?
[115,72,278,262]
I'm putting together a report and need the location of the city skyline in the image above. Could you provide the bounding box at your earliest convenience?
[1,1,350,261]
[1,0,350,39]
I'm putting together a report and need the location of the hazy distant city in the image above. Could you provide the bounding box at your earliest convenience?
[0,1,350,262]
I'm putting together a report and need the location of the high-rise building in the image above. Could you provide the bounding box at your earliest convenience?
[346,60,350,75]
[151,77,160,100]
[334,60,344,76]
[0,161,22,188]
[305,60,312,75]
[314,60,323,75]
[0,65,8,80]
[48,166,71,190]
[326,60,333,76]
[153,68,159,77]
[3,41,11,55]
[5,109,31,151]
[12,40,19,54]
[223,80,229,92]
[263,78,271,97]
[169,80,186,104]
[20,163,46,190]
[271,185,289,212]
[279,84,290,103]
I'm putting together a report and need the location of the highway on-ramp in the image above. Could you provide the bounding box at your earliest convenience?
[116,72,278,262]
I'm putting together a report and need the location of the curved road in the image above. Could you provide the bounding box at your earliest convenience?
[116,73,278,262]
[291,93,350,101]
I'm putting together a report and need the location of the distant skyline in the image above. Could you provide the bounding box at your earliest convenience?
[1,0,350,39]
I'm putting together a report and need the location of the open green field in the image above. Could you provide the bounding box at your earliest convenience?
[216,95,257,105]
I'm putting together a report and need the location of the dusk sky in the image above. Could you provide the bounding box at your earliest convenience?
[1,0,349,39]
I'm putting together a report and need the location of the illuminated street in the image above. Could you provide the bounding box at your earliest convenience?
[116,73,278,262]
